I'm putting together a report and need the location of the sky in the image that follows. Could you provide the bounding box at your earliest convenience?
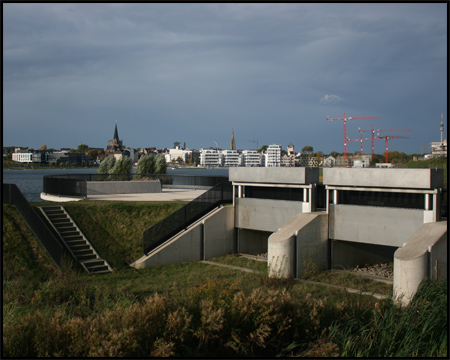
[3,3,447,155]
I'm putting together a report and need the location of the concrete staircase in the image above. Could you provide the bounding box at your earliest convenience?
[39,206,112,274]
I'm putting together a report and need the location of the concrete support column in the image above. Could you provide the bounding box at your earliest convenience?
[238,185,242,198]
[268,235,295,278]
[425,194,431,210]
[333,189,338,204]
[303,188,308,202]
[393,252,428,306]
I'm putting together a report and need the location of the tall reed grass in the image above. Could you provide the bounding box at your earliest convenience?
[327,278,447,357]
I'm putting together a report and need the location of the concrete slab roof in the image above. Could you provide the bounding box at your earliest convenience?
[229,167,320,185]
[323,168,444,189]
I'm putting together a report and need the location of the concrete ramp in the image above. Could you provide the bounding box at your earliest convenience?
[268,212,328,278]
[131,205,235,269]
[393,221,447,305]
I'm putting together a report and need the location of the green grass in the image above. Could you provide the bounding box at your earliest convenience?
[307,270,393,296]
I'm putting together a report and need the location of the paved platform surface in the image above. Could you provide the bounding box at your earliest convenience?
[41,188,208,202]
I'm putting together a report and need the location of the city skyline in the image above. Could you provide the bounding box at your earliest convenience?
[3,3,447,154]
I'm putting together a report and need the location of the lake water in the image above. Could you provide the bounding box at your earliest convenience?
[2,167,229,202]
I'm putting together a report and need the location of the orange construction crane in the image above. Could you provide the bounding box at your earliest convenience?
[327,113,381,158]
[359,125,411,156]
[376,135,410,163]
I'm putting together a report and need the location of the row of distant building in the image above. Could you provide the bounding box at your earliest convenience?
[5,123,447,167]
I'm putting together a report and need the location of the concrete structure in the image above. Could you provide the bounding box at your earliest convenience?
[132,205,235,268]
[265,144,281,167]
[230,167,320,257]
[86,180,161,195]
[324,167,445,304]
[129,166,446,305]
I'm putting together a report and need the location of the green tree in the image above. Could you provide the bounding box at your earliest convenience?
[87,149,98,161]
[110,156,132,181]
[302,146,314,155]
[134,155,156,179]
[97,156,116,175]
[258,145,268,153]
[155,154,167,174]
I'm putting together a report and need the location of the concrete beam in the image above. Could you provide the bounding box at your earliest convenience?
[323,168,443,189]
[230,167,320,185]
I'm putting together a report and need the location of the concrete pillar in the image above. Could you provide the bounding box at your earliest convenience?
[393,252,428,306]
[425,194,431,210]
[333,189,338,204]
[303,188,308,202]
[268,234,295,278]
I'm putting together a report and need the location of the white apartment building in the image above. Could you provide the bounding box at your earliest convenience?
[240,150,260,167]
[12,152,34,162]
[165,147,192,164]
[200,149,219,167]
[431,140,447,157]
[219,150,239,167]
[265,144,281,167]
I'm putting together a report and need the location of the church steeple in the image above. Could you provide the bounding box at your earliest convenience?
[230,129,236,150]
[113,121,119,141]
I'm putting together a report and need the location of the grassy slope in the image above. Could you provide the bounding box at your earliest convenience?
[33,200,185,269]
[3,205,59,281]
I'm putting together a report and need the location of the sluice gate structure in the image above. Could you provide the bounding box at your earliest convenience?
[133,167,446,305]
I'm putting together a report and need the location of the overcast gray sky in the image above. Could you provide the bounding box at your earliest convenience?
[3,3,447,154]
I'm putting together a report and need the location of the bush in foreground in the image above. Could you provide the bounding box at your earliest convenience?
[3,277,446,357]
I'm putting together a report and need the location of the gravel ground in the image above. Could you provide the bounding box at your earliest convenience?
[255,253,393,280]
[351,263,393,279]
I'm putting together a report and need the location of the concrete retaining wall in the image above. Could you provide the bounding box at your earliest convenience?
[235,198,306,232]
[329,204,426,247]
[131,205,235,268]
[394,221,447,305]
[331,241,397,269]
[87,180,161,195]
[237,229,270,255]
[268,213,328,278]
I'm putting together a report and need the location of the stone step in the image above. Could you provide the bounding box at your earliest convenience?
[76,253,97,261]
[72,248,93,256]
[83,259,106,268]
[87,264,110,273]
[70,244,91,251]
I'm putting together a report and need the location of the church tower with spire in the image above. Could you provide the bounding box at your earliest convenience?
[106,121,124,156]
[230,129,236,150]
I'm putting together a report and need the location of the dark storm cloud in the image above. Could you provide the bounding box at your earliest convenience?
[3,3,447,154]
